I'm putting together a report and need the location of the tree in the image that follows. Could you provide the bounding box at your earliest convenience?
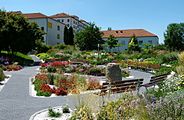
[164,23,184,51]
[64,26,69,45]
[68,26,74,45]
[0,10,44,54]
[74,23,103,50]
[128,34,141,52]
[106,35,118,52]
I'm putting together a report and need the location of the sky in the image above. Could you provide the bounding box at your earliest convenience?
[0,0,184,43]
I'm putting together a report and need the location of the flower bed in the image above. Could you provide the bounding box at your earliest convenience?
[30,106,72,120]
[31,73,101,97]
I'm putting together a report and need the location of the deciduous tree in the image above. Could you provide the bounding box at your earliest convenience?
[74,23,103,50]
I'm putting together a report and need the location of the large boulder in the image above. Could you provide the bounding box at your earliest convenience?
[106,63,122,82]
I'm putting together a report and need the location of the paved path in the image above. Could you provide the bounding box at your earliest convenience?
[0,67,79,120]
[0,67,152,120]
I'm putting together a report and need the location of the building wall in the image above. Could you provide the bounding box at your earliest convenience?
[28,18,65,46]
[103,36,159,52]
[28,18,48,43]
[47,18,65,45]
[54,17,86,32]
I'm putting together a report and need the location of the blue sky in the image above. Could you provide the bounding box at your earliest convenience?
[0,0,184,43]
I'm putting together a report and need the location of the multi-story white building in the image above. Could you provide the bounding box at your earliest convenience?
[50,13,89,32]
[102,29,159,52]
[23,13,65,45]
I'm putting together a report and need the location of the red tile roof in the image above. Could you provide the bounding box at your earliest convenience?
[23,13,48,19]
[50,13,71,18]
[101,29,157,38]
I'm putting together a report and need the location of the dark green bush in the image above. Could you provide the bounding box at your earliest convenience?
[48,108,61,117]
[47,74,55,85]
[160,52,178,64]
[36,91,51,97]
[87,67,105,76]
[47,66,57,73]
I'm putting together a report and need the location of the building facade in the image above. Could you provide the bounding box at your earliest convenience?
[50,13,89,32]
[23,13,65,45]
[102,29,159,52]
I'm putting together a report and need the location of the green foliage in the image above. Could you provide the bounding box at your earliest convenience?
[36,91,51,97]
[87,67,105,76]
[159,52,178,64]
[48,108,61,117]
[68,27,74,45]
[0,10,44,53]
[106,35,118,51]
[47,74,55,85]
[63,105,70,113]
[64,26,69,45]
[164,23,184,51]
[35,39,51,53]
[146,76,184,99]
[74,23,104,50]
[128,35,141,52]
[37,53,50,61]
[0,51,34,65]
[122,70,130,77]
[47,66,57,73]
[70,103,94,120]
[97,93,148,120]
[155,66,172,76]
[146,90,184,120]
[0,68,5,81]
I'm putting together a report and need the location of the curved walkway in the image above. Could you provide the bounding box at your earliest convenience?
[0,67,153,120]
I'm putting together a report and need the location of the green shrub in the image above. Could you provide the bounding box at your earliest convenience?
[160,52,178,64]
[122,70,130,77]
[155,66,172,76]
[0,68,5,81]
[37,53,50,61]
[97,93,147,120]
[70,104,94,120]
[47,66,57,73]
[146,90,184,120]
[0,51,34,66]
[146,76,183,99]
[36,91,51,97]
[87,67,105,76]
[48,108,61,117]
[47,74,55,85]
[63,105,70,113]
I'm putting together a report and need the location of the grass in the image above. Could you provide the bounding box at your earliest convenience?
[0,51,33,66]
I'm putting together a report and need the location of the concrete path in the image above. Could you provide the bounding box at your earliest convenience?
[0,67,153,120]
[29,55,42,65]
[0,67,79,120]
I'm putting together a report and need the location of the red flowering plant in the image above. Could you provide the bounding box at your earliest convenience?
[40,63,49,67]
[6,64,23,71]
[50,61,69,67]
[34,74,50,84]
[87,78,101,90]
[54,87,68,96]
[40,84,53,93]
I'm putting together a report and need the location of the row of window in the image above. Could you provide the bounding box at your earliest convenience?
[40,25,61,31]
[120,40,153,44]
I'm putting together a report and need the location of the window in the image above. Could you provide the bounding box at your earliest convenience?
[62,19,64,22]
[148,40,152,44]
[121,40,125,45]
[57,26,60,31]
[139,40,143,44]
[57,34,60,39]
[48,22,52,28]
[41,27,44,31]
[67,19,70,22]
